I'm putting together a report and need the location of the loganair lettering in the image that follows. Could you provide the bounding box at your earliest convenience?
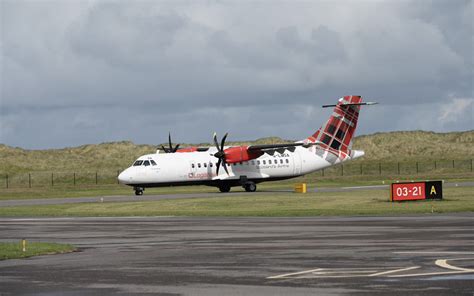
[118,96,377,195]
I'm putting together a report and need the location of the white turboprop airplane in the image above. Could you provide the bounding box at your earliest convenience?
[118,96,376,195]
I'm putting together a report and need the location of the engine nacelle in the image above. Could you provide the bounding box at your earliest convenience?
[224,146,263,163]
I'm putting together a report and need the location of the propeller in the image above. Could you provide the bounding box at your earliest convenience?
[160,132,180,153]
[213,132,229,176]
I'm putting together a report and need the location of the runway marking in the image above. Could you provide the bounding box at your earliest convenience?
[384,258,474,278]
[389,270,473,278]
[268,258,474,280]
[267,268,322,279]
[436,258,474,271]
[368,266,420,277]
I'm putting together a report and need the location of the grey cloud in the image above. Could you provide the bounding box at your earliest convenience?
[0,0,472,149]
[69,2,187,68]
[276,25,346,63]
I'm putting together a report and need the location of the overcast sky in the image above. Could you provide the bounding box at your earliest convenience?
[1,0,473,149]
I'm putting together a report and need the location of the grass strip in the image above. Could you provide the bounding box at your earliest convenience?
[0,242,76,260]
[0,188,471,217]
[0,174,472,201]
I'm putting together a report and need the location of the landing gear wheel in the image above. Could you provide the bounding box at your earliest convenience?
[244,182,257,192]
[134,187,144,196]
[219,184,231,193]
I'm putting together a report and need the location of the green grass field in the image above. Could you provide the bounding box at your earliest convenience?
[0,171,472,201]
[0,187,471,217]
[0,242,76,260]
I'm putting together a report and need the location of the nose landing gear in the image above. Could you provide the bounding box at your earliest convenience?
[134,187,144,196]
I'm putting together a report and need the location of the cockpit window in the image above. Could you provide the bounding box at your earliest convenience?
[133,160,143,166]
[150,160,157,166]
[143,160,150,166]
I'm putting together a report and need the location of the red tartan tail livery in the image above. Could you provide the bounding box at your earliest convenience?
[118,95,377,195]
[307,96,375,155]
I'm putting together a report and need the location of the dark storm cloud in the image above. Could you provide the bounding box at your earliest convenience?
[0,0,472,149]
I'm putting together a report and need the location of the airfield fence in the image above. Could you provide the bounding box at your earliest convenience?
[1,159,473,189]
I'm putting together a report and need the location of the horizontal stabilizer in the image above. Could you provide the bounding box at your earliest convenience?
[322,102,378,108]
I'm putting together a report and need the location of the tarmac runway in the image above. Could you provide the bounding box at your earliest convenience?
[0,214,473,295]
[0,182,472,207]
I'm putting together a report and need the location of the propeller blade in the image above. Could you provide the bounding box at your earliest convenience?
[213,132,220,150]
[220,132,228,151]
[168,132,173,151]
[222,160,229,175]
[216,158,221,176]
[212,132,230,176]
[173,144,180,152]
[161,145,168,153]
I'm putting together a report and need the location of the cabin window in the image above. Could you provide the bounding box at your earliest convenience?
[143,160,150,166]
[192,164,195,168]
[251,161,255,165]
[257,160,260,165]
[263,160,266,165]
[239,162,243,165]
[280,159,283,164]
[150,160,157,166]
[198,163,201,168]
[204,163,207,168]
[209,163,213,168]
[133,160,143,166]
[286,159,289,164]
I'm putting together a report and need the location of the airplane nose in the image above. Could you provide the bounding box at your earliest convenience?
[118,169,131,184]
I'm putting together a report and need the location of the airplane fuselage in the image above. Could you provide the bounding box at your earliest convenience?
[118,146,364,189]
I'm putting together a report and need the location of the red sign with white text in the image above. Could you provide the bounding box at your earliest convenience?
[391,182,426,201]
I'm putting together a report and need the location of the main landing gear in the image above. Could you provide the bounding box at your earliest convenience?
[244,181,257,192]
[218,184,231,193]
[134,187,144,196]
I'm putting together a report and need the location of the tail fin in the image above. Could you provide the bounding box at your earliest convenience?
[307,95,368,155]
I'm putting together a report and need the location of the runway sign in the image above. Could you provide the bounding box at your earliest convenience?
[391,181,442,202]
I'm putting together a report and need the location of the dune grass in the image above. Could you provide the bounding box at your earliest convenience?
[0,242,76,260]
[1,131,472,176]
[0,187,471,217]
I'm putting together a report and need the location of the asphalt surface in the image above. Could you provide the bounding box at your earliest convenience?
[0,182,472,207]
[0,215,473,295]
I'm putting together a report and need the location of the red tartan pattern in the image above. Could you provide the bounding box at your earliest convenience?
[308,95,362,160]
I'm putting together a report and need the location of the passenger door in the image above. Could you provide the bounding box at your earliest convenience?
[292,152,302,175]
